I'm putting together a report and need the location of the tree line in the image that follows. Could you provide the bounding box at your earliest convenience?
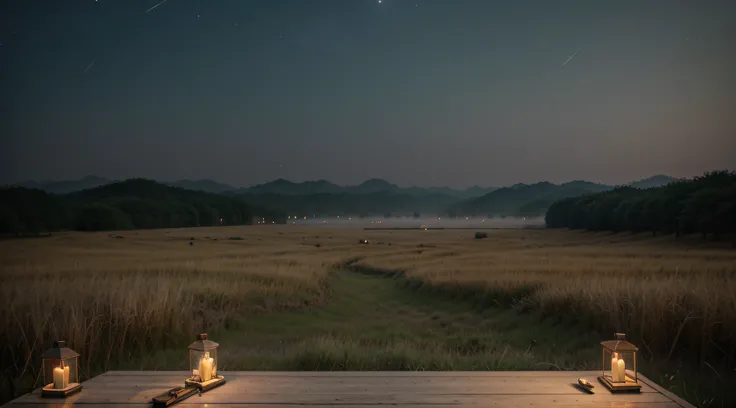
[0,179,283,234]
[545,171,736,238]
[235,191,457,217]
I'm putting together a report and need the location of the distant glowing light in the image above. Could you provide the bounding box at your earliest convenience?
[304,216,307,220]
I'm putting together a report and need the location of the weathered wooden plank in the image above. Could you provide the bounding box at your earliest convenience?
[103,370,617,377]
[4,403,685,408]
[4,371,695,408]
[74,372,661,394]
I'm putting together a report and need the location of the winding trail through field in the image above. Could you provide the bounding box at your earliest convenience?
[203,264,602,371]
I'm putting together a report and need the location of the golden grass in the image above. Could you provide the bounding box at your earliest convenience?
[353,229,736,368]
[0,227,345,396]
[1,226,734,403]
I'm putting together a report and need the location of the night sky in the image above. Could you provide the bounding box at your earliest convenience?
[1,0,735,188]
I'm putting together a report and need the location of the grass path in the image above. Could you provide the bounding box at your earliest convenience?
[133,265,601,372]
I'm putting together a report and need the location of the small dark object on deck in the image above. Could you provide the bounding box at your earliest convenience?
[189,237,195,241]
[475,232,488,239]
[315,243,321,248]
[189,242,193,246]
[228,237,244,240]
[577,378,595,394]
[152,386,199,407]
[359,239,370,244]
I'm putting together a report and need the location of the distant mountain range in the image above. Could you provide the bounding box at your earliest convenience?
[5,174,680,217]
[10,175,113,195]
[231,178,497,199]
[448,175,681,217]
[448,181,612,217]
[8,177,498,199]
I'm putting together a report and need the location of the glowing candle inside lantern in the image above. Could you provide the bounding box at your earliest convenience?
[199,352,213,382]
[617,357,626,382]
[611,353,620,382]
[53,362,68,389]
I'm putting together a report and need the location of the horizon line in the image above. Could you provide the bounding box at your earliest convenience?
[4,173,688,191]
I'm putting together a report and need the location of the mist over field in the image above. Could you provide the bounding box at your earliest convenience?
[282,216,546,229]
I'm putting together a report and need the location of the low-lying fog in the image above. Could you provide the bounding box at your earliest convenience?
[280,216,546,229]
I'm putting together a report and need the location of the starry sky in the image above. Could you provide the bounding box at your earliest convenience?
[1,0,735,188]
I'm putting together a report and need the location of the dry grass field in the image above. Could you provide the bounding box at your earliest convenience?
[354,229,736,365]
[1,225,734,406]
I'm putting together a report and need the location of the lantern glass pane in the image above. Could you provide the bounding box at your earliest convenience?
[42,356,79,389]
[65,356,79,384]
[189,346,219,382]
[602,347,637,384]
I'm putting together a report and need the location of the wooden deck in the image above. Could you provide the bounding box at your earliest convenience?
[5,371,695,407]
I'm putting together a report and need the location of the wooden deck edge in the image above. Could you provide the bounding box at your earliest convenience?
[637,373,695,408]
[101,370,636,376]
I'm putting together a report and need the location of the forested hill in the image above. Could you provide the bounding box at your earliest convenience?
[545,171,736,238]
[446,181,613,217]
[0,179,281,234]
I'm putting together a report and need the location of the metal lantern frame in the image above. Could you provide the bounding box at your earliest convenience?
[40,340,83,397]
[597,333,642,392]
[185,333,226,392]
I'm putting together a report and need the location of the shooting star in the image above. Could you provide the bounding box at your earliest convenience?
[561,49,581,68]
[145,0,168,14]
[84,59,96,73]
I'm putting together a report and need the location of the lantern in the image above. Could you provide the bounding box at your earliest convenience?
[598,333,642,392]
[40,341,82,397]
[185,333,225,391]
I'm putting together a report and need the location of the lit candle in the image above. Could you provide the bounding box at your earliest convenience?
[611,353,619,382]
[617,356,626,382]
[53,362,68,389]
[199,352,213,382]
